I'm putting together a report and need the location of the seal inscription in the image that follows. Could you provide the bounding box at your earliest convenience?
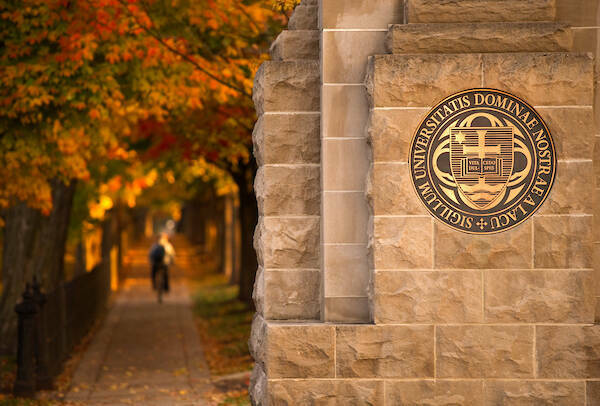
[409,88,557,234]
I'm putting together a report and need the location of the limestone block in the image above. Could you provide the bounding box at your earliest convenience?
[253,266,265,316]
[335,325,434,378]
[250,364,267,406]
[322,0,404,29]
[436,326,534,378]
[588,381,600,406]
[386,380,484,405]
[255,166,320,216]
[323,297,370,323]
[387,23,571,54]
[322,85,369,139]
[534,216,592,269]
[300,0,317,5]
[485,381,585,405]
[264,270,320,320]
[324,244,369,297]
[485,270,595,323]
[288,5,318,30]
[366,54,482,108]
[483,53,593,106]
[323,139,369,191]
[370,163,427,215]
[556,0,599,26]
[537,325,600,378]
[434,223,532,269]
[539,161,593,215]
[254,217,320,269]
[249,314,267,367]
[253,61,320,115]
[406,0,555,23]
[373,217,433,269]
[323,192,369,244]
[270,31,319,61]
[537,107,594,160]
[252,114,320,166]
[323,31,387,84]
[367,108,428,163]
[269,379,384,405]
[267,325,335,378]
[595,138,600,187]
[373,270,483,323]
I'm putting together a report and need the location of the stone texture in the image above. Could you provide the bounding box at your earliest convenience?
[255,166,320,216]
[406,0,556,23]
[556,0,599,26]
[323,85,369,139]
[537,107,594,160]
[367,108,428,163]
[386,380,484,406]
[288,5,318,30]
[323,139,369,191]
[369,163,427,215]
[537,325,600,378]
[270,30,319,61]
[436,326,534,378]
[373,217,433,269]
[595,138,600,187]
[485,270,595,323]
[264,270,320,320]
[434,223,532,269]
[324,297,370,323]
[255,217,320,269]
[373,270,483,323]
[250,364,267,406]
[336,325,434,378]
[269,380,384,405]
[323,192,369,244]
[483,53,594,106]
[267,325,335,378]
[540,161,593,215]
[253,114,320,166]
[253,266,265,315]
[587,381,600,406]
[253,61,320,115]
[249,314,267,368]
[534,216,593,269]
[322,0,404,29]
[324,244,369,297]
[366,54,482,108]
[485,381,585,406]
[388,23,572,54]
[323,31,387,83]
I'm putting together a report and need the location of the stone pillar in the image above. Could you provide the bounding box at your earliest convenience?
[251,0,600,404]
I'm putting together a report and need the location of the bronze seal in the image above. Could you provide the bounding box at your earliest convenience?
[409,89,557,234]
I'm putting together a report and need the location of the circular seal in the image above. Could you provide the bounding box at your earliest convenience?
[409,88,557,234]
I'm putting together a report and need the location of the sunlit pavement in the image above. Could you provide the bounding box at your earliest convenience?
[65,275,211,405]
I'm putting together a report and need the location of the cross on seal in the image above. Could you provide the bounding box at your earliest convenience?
[476,218,488,230]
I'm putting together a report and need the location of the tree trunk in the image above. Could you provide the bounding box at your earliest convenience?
[232,161,258,305]
[0,180,76,355]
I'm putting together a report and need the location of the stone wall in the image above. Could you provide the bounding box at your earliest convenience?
[251,0,600,404]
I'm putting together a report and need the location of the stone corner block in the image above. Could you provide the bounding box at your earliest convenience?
[264,269,321,320]
[270,30,319,62]
[253,61,320,115]
[255,165,320,216]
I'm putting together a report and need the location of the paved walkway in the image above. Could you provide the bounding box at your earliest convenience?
[66,278,211,405]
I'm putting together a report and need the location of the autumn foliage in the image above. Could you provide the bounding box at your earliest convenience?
[0,0,289,218]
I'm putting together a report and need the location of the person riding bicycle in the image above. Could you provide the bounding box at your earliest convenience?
[149,233,175,292]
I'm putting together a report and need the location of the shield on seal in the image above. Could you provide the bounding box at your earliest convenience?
[449,126,514,209]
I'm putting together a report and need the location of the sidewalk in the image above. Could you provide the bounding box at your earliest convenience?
[65,279,211,405]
